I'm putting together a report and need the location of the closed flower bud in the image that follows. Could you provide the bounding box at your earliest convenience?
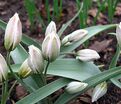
[4,13,22,51]
[18,59,32,78]
[116,22,121,48]
[65,81,88,94]
[76,49,100,62]
[45,21,56,36]
[28,45,44,73]
[92,82,107,102]
[42,31,61,62]
[0,54,8,82]
[62,29,88,46]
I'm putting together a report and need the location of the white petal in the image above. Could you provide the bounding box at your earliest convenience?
[76,49,100,62]
[45,21,56,36]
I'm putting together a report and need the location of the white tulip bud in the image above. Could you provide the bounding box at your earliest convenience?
[62,29,88,46]
[45,21,56,36]
[28,45,44,73]
[4,13,22,51]
[18,59,32,78]
[76,49,100,62]
[65,81,88,94]
[0,54,8,82]
[116,22,121,48]
[42,31,61,62]
[92,82,107,102]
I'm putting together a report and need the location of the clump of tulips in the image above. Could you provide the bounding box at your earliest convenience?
[0,13,120,104]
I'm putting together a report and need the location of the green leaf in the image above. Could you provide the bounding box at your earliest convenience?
[10,44,28,64]
[22,34,41,49]
[0,19,41,48]
[61,24,117,52]
[16,78,71,104]
[12,59,101,81]
[109,44,121,88]
[55,66,121,104]
[0,19,6,29]
[10,44,42,93]
[47,59,101,81]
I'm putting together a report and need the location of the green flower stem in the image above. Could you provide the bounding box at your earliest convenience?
[44,61,50,77]
[60,52,76,56]
[4,80,8,102]
[6,52,33,92]
[44,60,53,104]
[1,82,5,104]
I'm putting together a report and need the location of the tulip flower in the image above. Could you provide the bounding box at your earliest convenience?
[18,59,32,78]
[92,82,107,102]
[0,54,8,82]
[4,13,22,51]
[62,29,88,46]
[76,49,100,62]
[66,81,88,94]
[116,22,121,48]
[45,21,56,36]
[28,45,44,73]
[42,31,61,62]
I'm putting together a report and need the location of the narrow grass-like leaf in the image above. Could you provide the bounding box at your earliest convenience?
[55,66,121,104]
[109,44,120,69]
[109,44,121,88]
[24,0,45,28]
[58,3,83,37]
[93,0,107,25]
[108,0,119,23]
[45,0,51,23]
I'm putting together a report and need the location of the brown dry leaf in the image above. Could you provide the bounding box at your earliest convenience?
[88,8,98,18]
[89,8,107,20]
[89,39,112,52]
[25,19,31,29]
[88,8,107,24]
[79,96,91,104]
[115,7,121,16]
[16,85,28,100]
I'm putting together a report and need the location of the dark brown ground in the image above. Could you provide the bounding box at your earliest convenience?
[1,0,121,104]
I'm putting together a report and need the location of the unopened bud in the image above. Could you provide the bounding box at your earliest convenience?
[92,82,107,102]
[45,21,56,36]
[0,54,8,82]
[116,22,121,48]
[62,29,87,46]
[66,81,88,94]
[18,59,32,78]
[4,13,22,51]
[42,31,61,62]
[76,49,100,62]
[28,45,44,73]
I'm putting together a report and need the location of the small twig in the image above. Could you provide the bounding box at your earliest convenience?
[8,80,18,96]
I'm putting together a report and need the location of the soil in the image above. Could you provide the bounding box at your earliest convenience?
[0,0,121,104]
